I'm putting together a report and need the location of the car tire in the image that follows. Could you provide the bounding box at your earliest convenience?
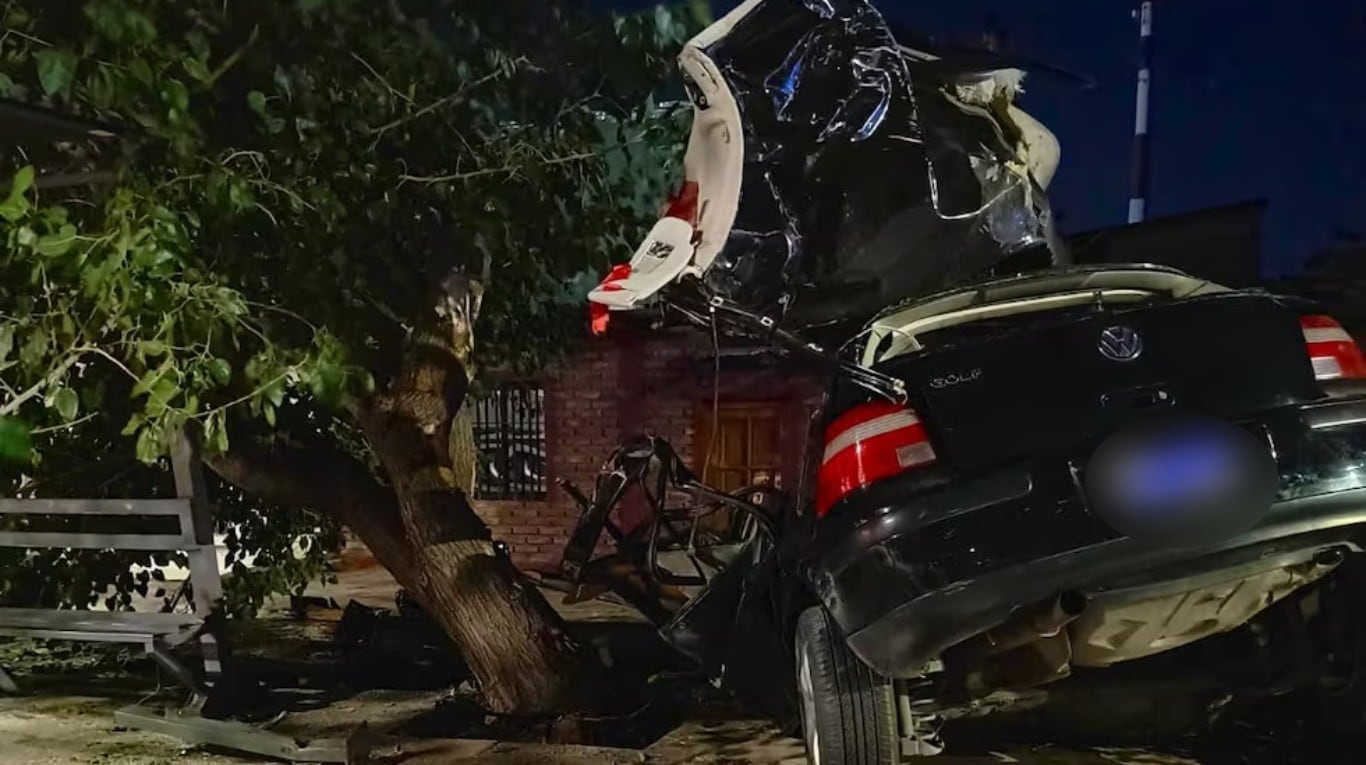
[795,606,900,765]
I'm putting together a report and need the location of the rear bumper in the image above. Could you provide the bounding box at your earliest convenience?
[809,395,1366,678]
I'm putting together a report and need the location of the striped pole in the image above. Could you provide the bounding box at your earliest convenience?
[1128,1,1154,224]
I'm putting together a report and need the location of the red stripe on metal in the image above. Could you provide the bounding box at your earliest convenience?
[664,180,700,225]
[588,264,632,336]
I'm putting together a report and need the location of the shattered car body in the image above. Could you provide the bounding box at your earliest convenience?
[589,0,1063,338]
[572,1,1366,762]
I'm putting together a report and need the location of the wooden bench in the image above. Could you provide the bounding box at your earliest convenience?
[0,433,223,695]
[0,433,355,761]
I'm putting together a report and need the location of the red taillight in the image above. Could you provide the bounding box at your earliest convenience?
[1301,315,1366,380]
[815,401,936,517]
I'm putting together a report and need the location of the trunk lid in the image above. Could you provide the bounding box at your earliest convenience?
[873,291,1321,472]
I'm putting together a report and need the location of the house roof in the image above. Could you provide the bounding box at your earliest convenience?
[1068,199,1267,241]
[1065,199,1267,286]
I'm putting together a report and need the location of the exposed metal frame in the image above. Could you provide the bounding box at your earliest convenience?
[558,434,779,626]
[113,706,350,764]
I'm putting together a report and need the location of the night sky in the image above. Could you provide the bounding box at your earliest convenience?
[597,0,1366,276]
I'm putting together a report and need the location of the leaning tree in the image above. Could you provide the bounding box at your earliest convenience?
[0,0,696,713]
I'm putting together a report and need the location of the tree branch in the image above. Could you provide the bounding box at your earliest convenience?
[398,151,597,186]
[367,69,505,138]
[204,443,385,511]
[203,442,420,590]
[0,351,83,416]
[350,52,413,105]
[204,25,260,87]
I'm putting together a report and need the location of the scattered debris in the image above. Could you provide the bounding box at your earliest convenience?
[289,595,345,622]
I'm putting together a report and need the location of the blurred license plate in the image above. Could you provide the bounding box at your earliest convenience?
[1086,414,1278,545]
[1114,434,1241,511]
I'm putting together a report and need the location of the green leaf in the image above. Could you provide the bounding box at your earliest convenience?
[264,379,286,407]
[208,358,232,385]
[84,1,119,37]
[127,57,154,85]
[124,9,157,44]
[185,30,210,57]
[132,359,172,397]
[212,418,229,453]
[183,56,211,84]
[244,354,265,382]
[81,379,107,411]
[41,205,69,226]
[246,90,267,114]
[146,378,180,417]
[35,49,78,96]
[35,224,78,257]
[163,79,190,113]
[0,325,14,364]
[121,413,145,436]
[19,326,50,369]
[9,165,33,196]
[0,166,35,222]
[0,73,22,98]
[226,179,256,211]
[0,197,26,222]
[0,417,32,462]
[134,427,159,463]
[58,313,75,343]
[52,387,78,421]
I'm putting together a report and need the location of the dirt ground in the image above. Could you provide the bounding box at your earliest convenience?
[0,691,1206,765]
[0,560,1238,765]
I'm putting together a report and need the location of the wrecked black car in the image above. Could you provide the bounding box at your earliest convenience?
[571,1,1366,763]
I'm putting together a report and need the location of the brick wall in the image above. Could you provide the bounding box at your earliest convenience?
[471,328,821,572]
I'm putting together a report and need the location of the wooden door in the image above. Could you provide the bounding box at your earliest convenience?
[695,401,784,493]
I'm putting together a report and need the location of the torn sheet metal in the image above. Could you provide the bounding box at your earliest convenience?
[589,0,1061,333]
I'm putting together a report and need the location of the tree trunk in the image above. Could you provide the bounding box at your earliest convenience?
[208,438,580,713]
[449,404,478,496]
[356,271,580,714]
[358,403,581,714]
[209,273,583,714]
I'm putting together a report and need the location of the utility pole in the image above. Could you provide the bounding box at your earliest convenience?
[1128,1,1154,224]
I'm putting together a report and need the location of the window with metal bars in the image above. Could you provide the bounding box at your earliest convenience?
[473,383,548,501]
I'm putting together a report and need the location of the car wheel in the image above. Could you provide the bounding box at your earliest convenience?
[795,606,900,765]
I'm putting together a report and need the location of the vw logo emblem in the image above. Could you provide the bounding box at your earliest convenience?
[1098,325,1143,362]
